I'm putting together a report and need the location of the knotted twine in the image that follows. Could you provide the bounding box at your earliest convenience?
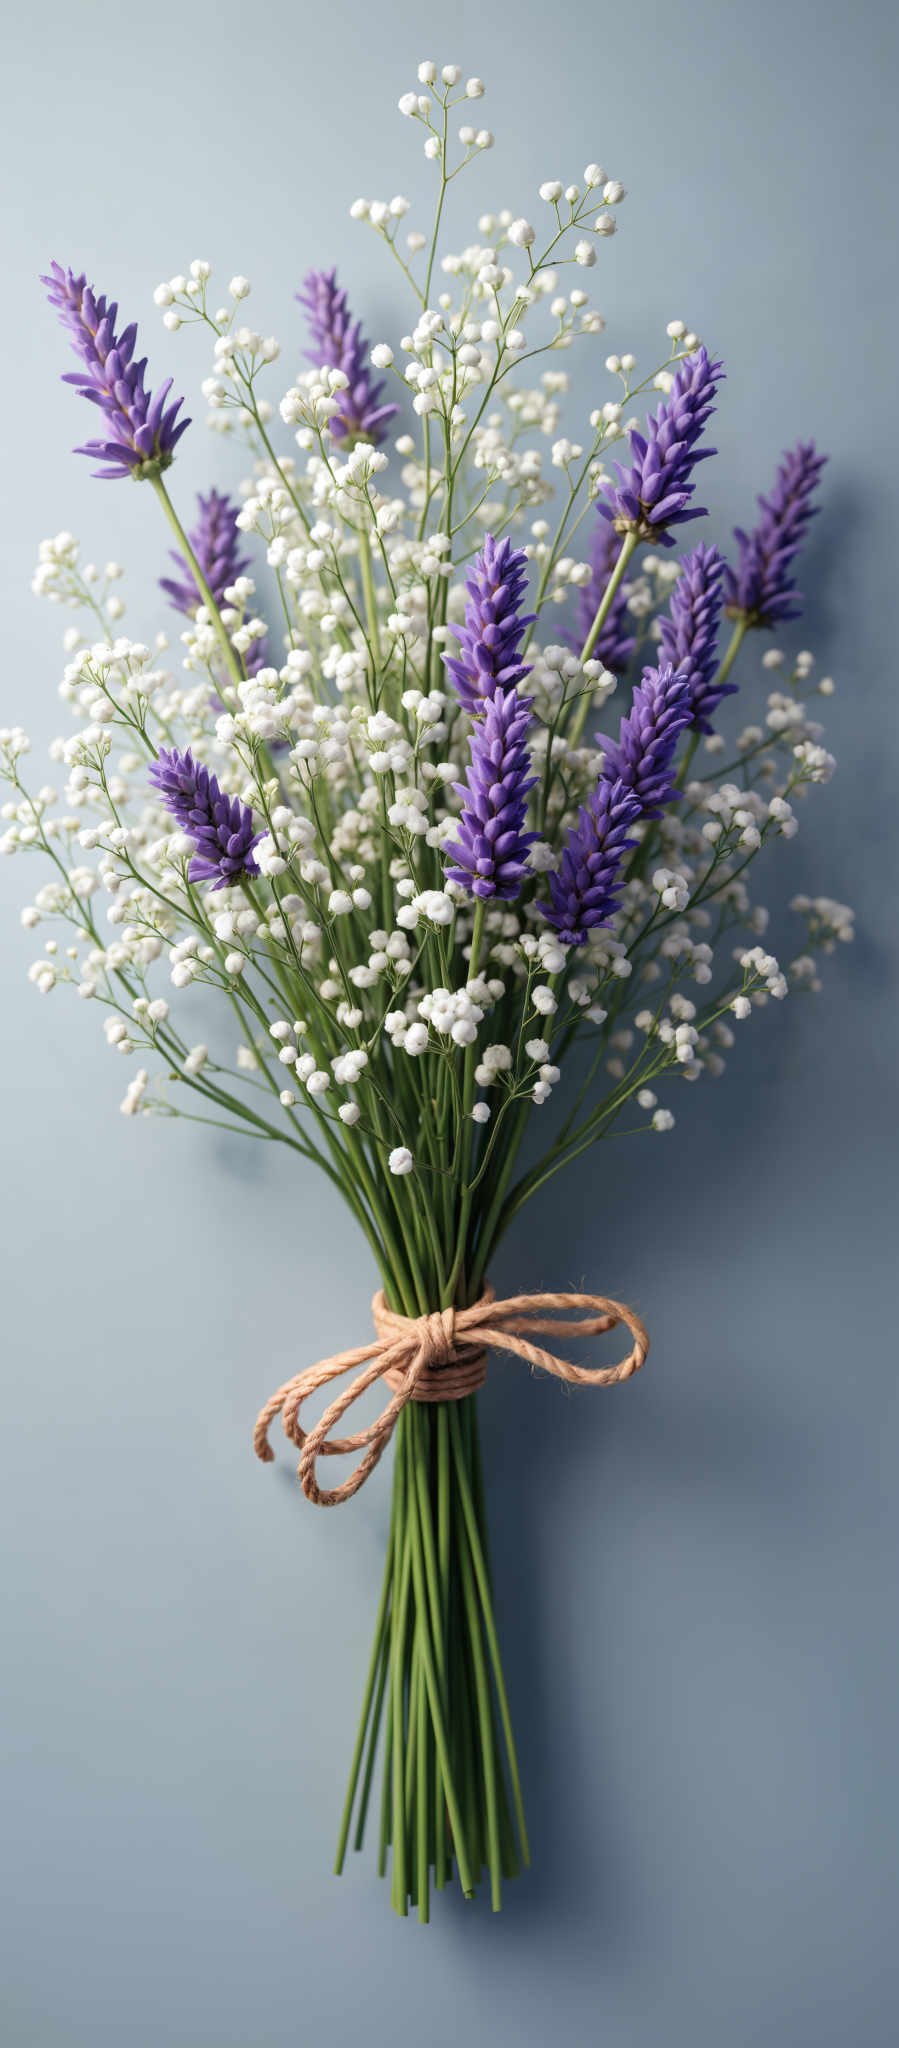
[254,1283,650,1506]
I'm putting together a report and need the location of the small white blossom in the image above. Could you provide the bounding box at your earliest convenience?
[388,1146,414,1175]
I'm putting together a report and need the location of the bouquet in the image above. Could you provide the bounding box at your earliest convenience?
[5,56,853,1922]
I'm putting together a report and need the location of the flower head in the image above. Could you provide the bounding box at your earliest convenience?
[598,347,724,547]
[724,441,827,627]
[444,687,538,902]
[597,662,693,817]
[538,777,641,945]
[42,262,190,480]
[149,747,263,890]
[658,543,732,733]
[159,489,268,674]
[567,518,636,671]
[296,268,398,444]
[443,534,536,716]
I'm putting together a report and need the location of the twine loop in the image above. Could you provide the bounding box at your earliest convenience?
[254,1283,649,1507]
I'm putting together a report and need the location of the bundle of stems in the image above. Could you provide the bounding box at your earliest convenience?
[335,1389,528,1918]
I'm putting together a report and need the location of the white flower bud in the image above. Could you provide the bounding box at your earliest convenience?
[388,1146,414,1175]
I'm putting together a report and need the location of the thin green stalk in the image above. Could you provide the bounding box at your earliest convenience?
[434,1405,451,1887]
[353,1628,390,1853]
[358,527,383,671]
[334,1498,395,1872]
[411,1406,447,1683]
[150,476,245,699]
[715,614,748,688]
[577,528,638,679]
[457,1494,502,1910]
[416,1643,429,1922]
[389,1419,413,1913]
[449,1404,530,1866]
[377,1703,393,1877]
[405,1427,476,1899]
[404,1635,421,1885]
[454,1558,484,1881]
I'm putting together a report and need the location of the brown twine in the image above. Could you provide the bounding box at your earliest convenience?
[254,1282,650,1507]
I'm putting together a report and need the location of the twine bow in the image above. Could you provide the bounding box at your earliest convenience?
[254,1284,650,1506]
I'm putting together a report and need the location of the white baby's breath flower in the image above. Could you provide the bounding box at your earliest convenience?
[388,1146,414,1175]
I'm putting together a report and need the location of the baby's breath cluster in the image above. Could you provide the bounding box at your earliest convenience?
[13,61,851,1322]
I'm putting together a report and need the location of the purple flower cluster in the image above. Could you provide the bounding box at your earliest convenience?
[658,543,733,733]
[724,442,827,627]
[159,489,268,675]
[42,262,189,480]
[443,535,536,716]
[297,268,398,445]
[149,747,262,890]
[538,778,642,946]
[444,688,538,902]
[598,348,724,548]
[597,664,693,818]
[567,519,636,672]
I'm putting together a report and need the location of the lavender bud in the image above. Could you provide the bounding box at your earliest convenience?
[296,268,398,444]
[659,543,732,733]
[149,747,262,890]
[444,687,538,902]
[443,534,536,715]
[597,663,693,817]
[598,347,724,548]
[42,262,190,480]
[724,441,827,627]
[538,778,641,946]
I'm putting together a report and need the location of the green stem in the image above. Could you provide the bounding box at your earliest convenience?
[457,1486,502,1911]
[569,528,640,744]
[353,1629,390,1854]
[333,1493,395,1873]
[358,527,382,671]
[151,476,245,699]
[716,615,748,688]
[435,1404,451,1887]
[404,1420,476,1900]
[449,1404,530,1866]
[389,1422,413,1913]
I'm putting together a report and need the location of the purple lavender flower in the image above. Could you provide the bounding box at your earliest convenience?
[723,442,827,627]
[598,348,724,548]
[538,778,642,946]
[443,535,536,716]
[444,688,538,902]
[149,747,263,890]
[160,489,268,675]
[296,268,398,444]
[596,663,693,818]
[566,518,636,671]
[42,262,190,480]
[658,543,733,733]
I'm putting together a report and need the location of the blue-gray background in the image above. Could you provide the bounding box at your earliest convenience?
[2,2,897,2042]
